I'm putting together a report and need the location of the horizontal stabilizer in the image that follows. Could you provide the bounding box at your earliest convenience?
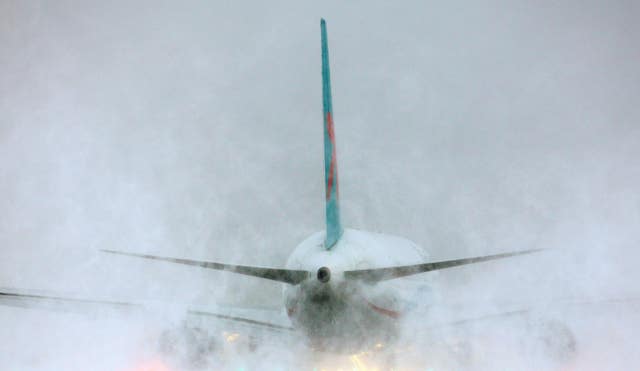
[101,250,309,285]
[343,249,546,283]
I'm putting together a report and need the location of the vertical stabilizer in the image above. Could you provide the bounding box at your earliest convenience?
[321,19,343,249]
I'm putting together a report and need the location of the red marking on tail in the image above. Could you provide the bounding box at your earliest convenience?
[326,112,336,201]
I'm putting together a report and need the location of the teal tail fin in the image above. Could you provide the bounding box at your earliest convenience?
[321,19,343,249]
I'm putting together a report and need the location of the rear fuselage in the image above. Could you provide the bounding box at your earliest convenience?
[283,228,433,352]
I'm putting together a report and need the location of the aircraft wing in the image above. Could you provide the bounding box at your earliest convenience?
[0,288,293,332]
[418,296,640,331]
[399,296,640,366]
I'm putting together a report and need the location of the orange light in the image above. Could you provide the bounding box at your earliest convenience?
[127,359,171,371]
[223,331,241,343]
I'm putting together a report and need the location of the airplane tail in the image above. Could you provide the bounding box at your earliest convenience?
[321,19,343,250]
[99,20,547,287]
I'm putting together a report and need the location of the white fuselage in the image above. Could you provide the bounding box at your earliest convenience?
[282,228,434,352]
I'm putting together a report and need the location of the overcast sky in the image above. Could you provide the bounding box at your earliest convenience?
[1,0,639,369]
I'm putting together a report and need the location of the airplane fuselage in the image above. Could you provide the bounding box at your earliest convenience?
[283,228,434,352]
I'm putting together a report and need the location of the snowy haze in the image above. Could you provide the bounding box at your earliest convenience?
[1,0,639,369]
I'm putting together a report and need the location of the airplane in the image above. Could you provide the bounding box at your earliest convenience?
[1,18,561,367]
[98,18,545,352]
